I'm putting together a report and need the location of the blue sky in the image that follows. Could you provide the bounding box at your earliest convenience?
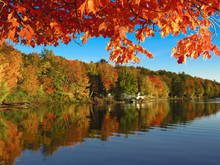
[13,33,220,82]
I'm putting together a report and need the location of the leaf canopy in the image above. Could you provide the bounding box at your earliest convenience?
[1,0,220,63]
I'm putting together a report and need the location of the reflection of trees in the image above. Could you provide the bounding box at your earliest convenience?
[169,101,220,124]
[0,121,23,165]
[118,109,138,135]
[0,104,91,163]
[90,104,138,138]
[100,113,119,141]
[139,102,170,129]
[0,101,220,164]
[0,118,9,141]
[38,104,90,156]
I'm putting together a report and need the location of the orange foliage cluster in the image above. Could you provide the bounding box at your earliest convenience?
[97,63,118,92]
[1,0,220,64]
[149,75,163,95]
[67,60,90,99]
[42,77,56,95]
[0,43,23,90]
[185,78,195,97]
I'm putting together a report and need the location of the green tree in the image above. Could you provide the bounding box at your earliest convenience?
[86,62,99,98]
[172,76,186,98]
[0,79,10,104]
[117,67,138,97]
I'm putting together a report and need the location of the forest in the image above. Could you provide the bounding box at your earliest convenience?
[0,42,220,104]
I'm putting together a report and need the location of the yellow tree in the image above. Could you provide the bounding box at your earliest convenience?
[0,43,23,90]
[139,75,155,98]
[20,65,39,96]
[66,60,90,101]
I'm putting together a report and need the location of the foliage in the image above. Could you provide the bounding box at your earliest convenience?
[171,76,186,98]
[66,60,90,101]
[185,78,195,98]
[0,42,23,90]
[139,75,155,98]
[117,66,138,96]
[86,62,99,98]
[1,0,220,64]
[20,64,39,96]
[0,79,10,104]
[149,75,164,97]
[97,62,118,95]
[0,43,219,104]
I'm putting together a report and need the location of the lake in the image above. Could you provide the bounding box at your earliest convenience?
[0,99,220,165]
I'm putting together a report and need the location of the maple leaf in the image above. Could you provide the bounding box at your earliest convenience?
[8,28,16,40]
[19,25,35,41]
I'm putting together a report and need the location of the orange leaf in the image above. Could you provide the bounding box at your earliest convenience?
[19,25,35,41]
[8,28,16,40]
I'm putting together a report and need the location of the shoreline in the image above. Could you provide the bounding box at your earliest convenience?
[1,97,218,111]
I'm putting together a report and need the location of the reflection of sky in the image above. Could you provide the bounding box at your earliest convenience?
[216,111,220,118]
[13,31,220,82]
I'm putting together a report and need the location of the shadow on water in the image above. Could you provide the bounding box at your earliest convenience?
[0,100,220,165]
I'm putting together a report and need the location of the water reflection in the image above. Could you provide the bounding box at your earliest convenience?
[0,101,220,165]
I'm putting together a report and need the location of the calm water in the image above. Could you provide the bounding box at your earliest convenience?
[0,99,220,165]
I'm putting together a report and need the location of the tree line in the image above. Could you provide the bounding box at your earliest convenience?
[0,43,220,104]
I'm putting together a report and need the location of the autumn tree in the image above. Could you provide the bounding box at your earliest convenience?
[194,78,204,98]
[38,49,69,99]
[161,81,170,98]
[97,62,118,95]
[22,52,41,68]
[138,75,155,98]
[158,70,174,93]
[212,81,220,97]
[0,43,23,90]
[149,75,164,98]
[20,64,39,96]
[203,79,216,98]
[185,78,195,98]
[1,0,220,64]
[66,60,90,101]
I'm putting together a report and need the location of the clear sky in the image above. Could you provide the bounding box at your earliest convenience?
[13,33,220,82]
